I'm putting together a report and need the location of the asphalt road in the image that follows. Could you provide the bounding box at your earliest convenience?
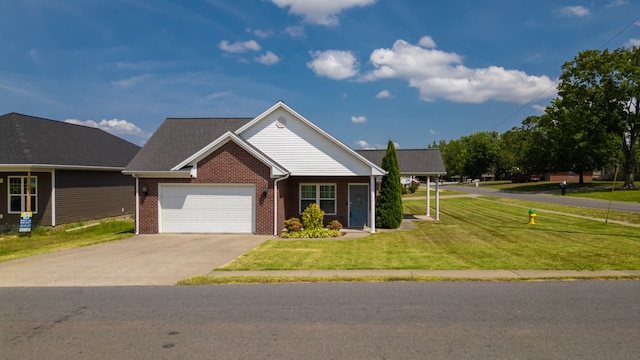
[2,281,639,359]
[448,184,640,213]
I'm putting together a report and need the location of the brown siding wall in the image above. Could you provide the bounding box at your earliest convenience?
[0,171,53,228]
[282,176,369,229]
[138,141,273,235]
[55,170,135,224]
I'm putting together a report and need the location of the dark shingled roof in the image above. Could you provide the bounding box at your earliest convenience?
[125,117,253,172]
[356,149,446,175]
[0,112,140,168]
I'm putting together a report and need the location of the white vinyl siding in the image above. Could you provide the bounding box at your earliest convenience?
[299,183,336,215]
[159,184,254,233]
[241,108,375,176]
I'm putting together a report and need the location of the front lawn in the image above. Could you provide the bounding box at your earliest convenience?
[218,197,640,271]
[0,219,134,262]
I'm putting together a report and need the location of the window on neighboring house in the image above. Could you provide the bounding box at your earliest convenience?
[8,176,37,214]
[300,184,336,215]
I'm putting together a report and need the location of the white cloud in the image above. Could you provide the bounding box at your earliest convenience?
[246,28,271,38]
[27,48,39,62]
[429,129,439,135]
[218,40,261,53]
[418,36,436,48]
[376,90,391,98]
[65,118,144,136]
[351,115,367,123]
[111,74,153,88]
[558,6,590,17]
[255,51,280,65]
[355,140,396,149]
[531,104,546,112]
[307,50,359,80]
[355,140,376,149]
[271,0,376,26]
[285,25,306,38]
[626,38,640,47]
[605,0,627,8]
[362,38,556,104]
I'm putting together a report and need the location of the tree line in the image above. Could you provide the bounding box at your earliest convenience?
[429,46,639,188]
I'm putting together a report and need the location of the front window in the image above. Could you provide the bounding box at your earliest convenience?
[300,184,336,214]
[8,176,37,214]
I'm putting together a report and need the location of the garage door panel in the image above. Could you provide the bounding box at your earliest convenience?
[160,185,255,233]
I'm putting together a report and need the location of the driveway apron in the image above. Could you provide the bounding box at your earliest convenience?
[0,234,271,287]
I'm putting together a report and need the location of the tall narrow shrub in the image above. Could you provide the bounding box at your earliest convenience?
[376,140,403,228]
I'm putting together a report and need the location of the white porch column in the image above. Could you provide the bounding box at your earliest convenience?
[135,177,140,235]
[435,175,440,222]
[426,176,431,217]
[370,175,376,233]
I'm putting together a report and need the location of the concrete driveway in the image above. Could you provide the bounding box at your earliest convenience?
[0,234,272,287]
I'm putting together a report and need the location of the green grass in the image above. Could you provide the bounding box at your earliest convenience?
[562,187,640,202]
[218,197,640,271]
[177,274,640,285]
[476,196,640,225]
[0,219,134,262]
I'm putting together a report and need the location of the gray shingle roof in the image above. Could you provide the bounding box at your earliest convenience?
[0,112,140,168]
[356,149,446,175]
[125,117,253,172]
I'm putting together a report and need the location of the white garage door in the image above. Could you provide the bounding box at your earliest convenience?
[160,184,255,233]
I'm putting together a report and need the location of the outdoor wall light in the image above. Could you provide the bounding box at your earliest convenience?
[142,185,148,196]
[262,185,268,195]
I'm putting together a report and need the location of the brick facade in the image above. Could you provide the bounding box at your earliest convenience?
[137,141,273,234]
[282,176,370,229]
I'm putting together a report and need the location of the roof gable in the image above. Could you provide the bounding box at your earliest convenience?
[172,131,287,177]
[0,112,140,168]
[236,102,385,176]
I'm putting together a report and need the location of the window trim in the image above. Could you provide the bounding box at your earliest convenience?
[8,176,38,214]
[299,183,336,215]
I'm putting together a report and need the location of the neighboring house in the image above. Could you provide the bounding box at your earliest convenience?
[0,112,141,230]
[545,171,594,182]
[124,101,446,236]
[357,149,447,221]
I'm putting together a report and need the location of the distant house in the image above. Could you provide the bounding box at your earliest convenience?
[0,113,141,229]
[124,101,447,235]
[545,171,594,182]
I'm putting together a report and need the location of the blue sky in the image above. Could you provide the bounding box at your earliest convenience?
[1,1,639,149]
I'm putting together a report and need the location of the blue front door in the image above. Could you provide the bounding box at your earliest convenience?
[349,184,368,227]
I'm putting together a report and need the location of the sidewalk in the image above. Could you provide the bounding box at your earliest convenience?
[205,269,640,280]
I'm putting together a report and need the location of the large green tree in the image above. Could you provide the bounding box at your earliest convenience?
[460,131,500,180]
[376,140,403,229]
[558,47,639,187]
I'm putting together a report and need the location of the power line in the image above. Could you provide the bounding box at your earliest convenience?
[489,15,640,132]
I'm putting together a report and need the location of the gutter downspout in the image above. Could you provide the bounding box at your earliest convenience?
[273,173,290,236]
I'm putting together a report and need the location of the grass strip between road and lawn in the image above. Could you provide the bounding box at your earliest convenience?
[177,275,640,285]
[0,219,134,263]
[210,197,639,274]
